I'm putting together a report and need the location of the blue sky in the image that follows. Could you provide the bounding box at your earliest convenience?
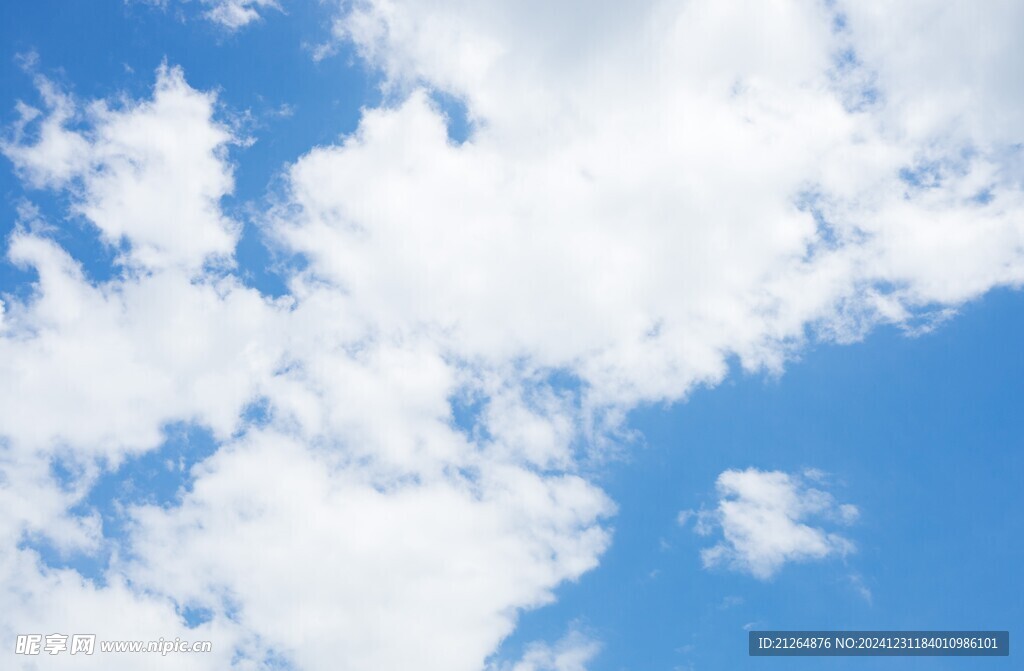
[0,2,1021,670]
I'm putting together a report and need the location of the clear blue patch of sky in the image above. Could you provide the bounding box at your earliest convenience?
[181,604,214,629]
[429,89,474,145]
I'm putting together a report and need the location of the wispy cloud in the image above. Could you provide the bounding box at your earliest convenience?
[849,573,874,604]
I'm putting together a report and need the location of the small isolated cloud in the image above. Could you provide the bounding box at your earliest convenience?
[685,468,858,579]
[838,503,860,524]
[203,0,279,30]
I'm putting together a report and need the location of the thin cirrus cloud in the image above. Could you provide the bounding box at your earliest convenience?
[0,0,1022,669]
[682,468,859,580]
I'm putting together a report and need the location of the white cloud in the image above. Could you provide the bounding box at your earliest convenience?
[0,554,249,670]
[201,0,280,30]
[497,629,601,671]
[5,65,239,271]
[140,0,281,30]
[676,510,695,527]
[0,234,283,457]
[292,0,1024,412]
[125,432,610,671]
[1,0,1024,669]
[839,1,1024,148]
[3,77,89,188]
[689,468,858,579]
[1,67,612,671]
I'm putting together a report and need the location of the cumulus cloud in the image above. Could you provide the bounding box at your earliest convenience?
[299,0,1024,411]
[684,469,858,579]
[1,0,1023,669]
[126,433,609,671]
[4,65,239,270]
[1,65,611,671]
